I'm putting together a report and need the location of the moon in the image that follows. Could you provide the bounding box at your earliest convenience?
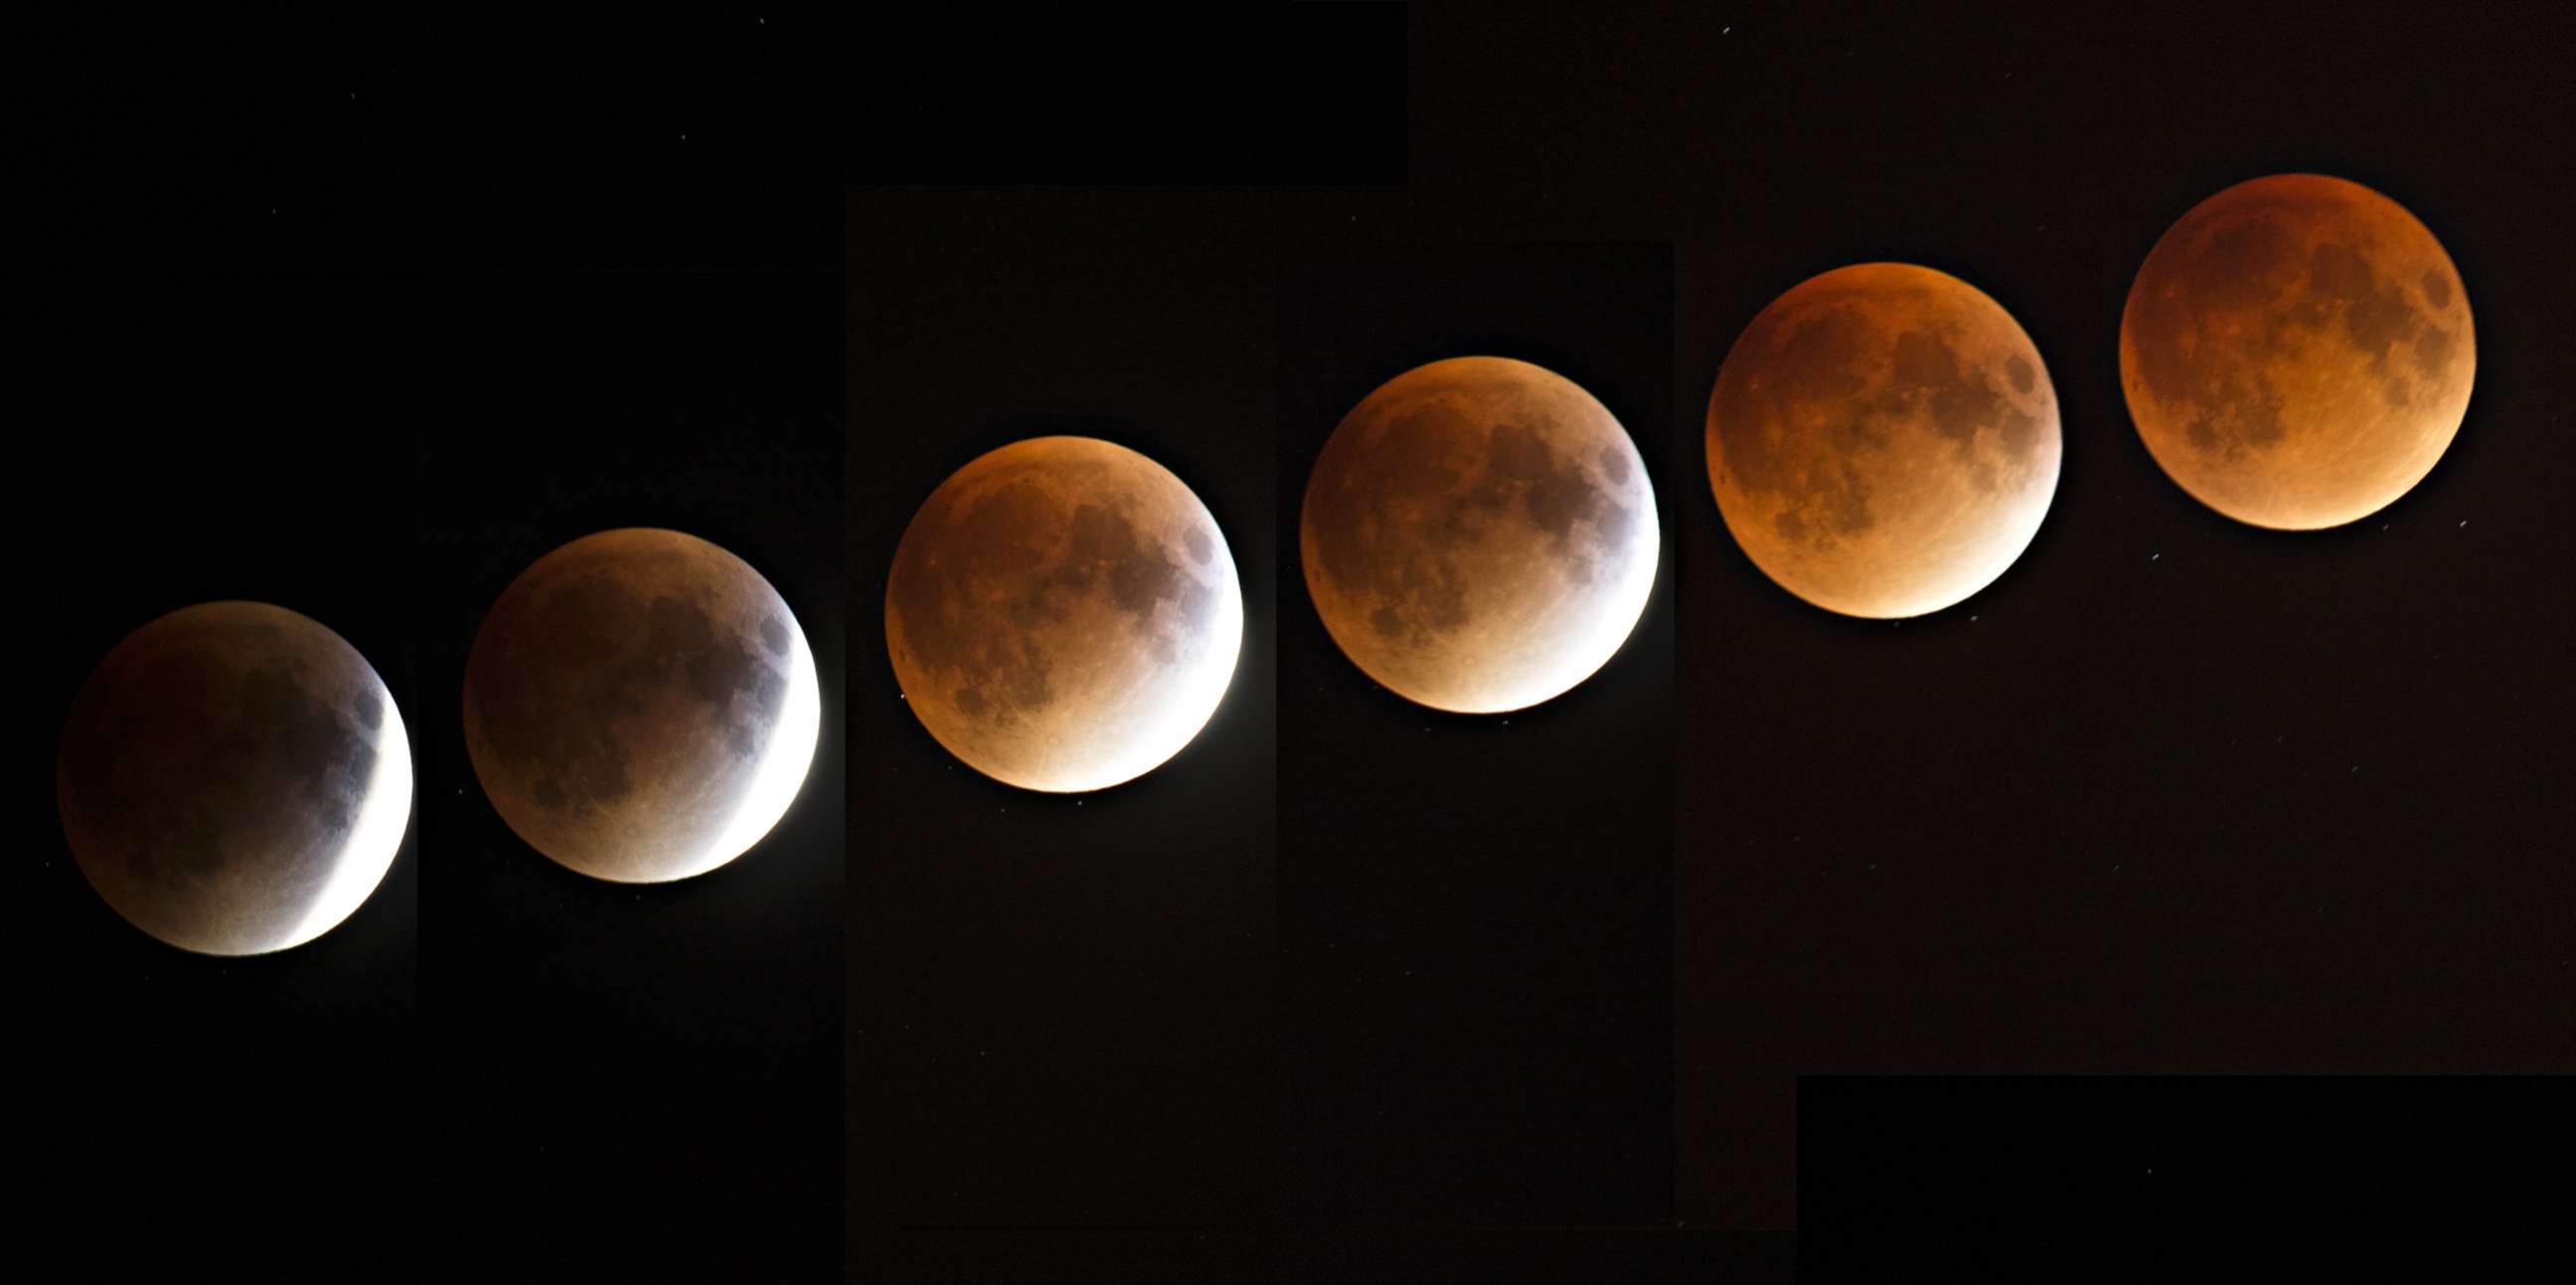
[1705,262,2062,619]
[1300,356,1658,714]
[57,601,412,956]
[886,435,1242,793]
[2121,173,2474,530]
[463,528,821,883]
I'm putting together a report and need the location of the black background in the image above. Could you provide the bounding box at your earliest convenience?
[30,1,2575,1276]
[1666,3,2576,1228]
[414,271,845,1277]
[1794,1075,2570,1275]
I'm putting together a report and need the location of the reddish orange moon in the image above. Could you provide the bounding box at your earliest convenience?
[1301,356,1659,715]
[2121,173,2474,530]
[886,436,1243,793]
[1705,263,2062,619]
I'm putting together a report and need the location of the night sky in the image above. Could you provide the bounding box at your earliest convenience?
[1659,3,2576,1229]
[26,3,2573,1277]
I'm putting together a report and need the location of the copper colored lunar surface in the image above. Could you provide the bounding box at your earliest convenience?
[463,528,821,883]
[2121,173,2474,530]
[1705,262,2062,619]
[57,601,413,955]
[886,436,1243,793]
[1301,357,1658,714]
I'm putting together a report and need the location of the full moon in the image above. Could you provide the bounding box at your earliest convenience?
[2121,173,2474,530]
[57,601,412,955]
[886,435,1242,793]
[1301,356,1658,714]
[463,528,821,883]
[1706,262,2062,619]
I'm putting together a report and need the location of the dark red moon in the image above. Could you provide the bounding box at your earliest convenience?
[1707,262,2062,619]
[2121,173,2475,530]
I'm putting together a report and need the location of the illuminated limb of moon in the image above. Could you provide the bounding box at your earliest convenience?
[463,529,821,883]
[886,436,1244,793]
[57,601,413,955]
[1706,262,2062,619]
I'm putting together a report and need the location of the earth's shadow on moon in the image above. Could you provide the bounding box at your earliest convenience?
[1290,344,1673,720]
[2030,165,2483,639]
[1705,261,2061,624]
[1700,254,2052,635]
[57,603,419,957]
[464,528,821,885]
[1306,357,1661,713]
[2116,170,2477,536]
[886,419,1256,801]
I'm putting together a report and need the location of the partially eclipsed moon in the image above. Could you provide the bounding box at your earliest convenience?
[1706,262,2062,619]
[463,528,821,883]
[57,601,412,956]
[1301,356,1659,714]
[886,435,1243,793]
[2121,173,2474,530]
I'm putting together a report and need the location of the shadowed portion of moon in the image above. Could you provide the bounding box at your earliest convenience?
[57,601,412,955]
[464,529,820,883]
[2122,173,2474,530]
[1707,262,2061,619]
[1302,356,1658,714]
[886,435,1243,793]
